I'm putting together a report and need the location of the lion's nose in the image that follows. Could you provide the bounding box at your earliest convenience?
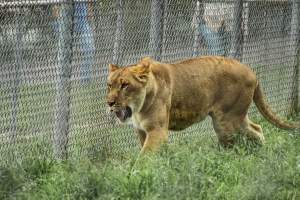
[107,100,116,107]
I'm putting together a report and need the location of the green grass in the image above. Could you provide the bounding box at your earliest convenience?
[0,119,299,200]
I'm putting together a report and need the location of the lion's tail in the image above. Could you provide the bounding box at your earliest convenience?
[253,82,299,130]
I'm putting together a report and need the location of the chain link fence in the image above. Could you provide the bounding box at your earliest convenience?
[0,0,299,163]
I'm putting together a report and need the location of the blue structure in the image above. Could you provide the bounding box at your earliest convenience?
[54,2,95,83]
[198,19,229,56]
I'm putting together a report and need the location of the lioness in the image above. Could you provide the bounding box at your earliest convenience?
[106,56,298,152]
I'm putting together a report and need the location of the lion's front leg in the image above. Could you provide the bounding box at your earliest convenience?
[141,128,168,153]
[139,104,170,153]
[136,129,147,147]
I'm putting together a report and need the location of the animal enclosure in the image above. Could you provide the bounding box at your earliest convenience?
[0,0,299,163]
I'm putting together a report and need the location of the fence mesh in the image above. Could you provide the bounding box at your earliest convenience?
[0,0,299,163]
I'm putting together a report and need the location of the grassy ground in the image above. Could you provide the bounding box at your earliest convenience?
[0,119,299,200]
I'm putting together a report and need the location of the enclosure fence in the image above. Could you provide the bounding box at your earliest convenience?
[0,0,299,163]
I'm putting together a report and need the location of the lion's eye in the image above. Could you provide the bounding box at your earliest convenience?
[121,83,129,90]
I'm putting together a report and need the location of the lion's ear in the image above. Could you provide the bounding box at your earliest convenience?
[136,71,149,83]
[131,64,150,83]
[139,57,153,67]
[109,64,119,73]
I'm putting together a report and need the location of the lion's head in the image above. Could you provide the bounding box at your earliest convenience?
[106,57,152,122]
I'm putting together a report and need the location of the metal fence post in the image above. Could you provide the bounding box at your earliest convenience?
[53,3,74,160]
[291,0,300,114]
[192,0,204,57]
[150,0,164,61]
[231,0,243,60]
[113,0,124,64]
[10,11,24,143]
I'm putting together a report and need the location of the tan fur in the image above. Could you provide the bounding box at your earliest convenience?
[106,56,299,152]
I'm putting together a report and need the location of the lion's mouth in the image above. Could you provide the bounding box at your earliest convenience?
[114,106,132,122]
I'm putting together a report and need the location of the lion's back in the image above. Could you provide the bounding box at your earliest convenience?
[162,56,257,130]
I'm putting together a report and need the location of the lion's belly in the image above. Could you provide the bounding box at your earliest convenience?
[168,108,208,131]
[168,86,212,131]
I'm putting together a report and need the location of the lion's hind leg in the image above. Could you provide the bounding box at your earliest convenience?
[210,112,241,147]
[211,113,265,148]
[240,116,265,144]
[211,111,265,147]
